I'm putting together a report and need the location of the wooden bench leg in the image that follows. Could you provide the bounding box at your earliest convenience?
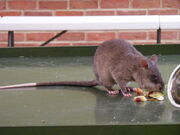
[8,31,14,47]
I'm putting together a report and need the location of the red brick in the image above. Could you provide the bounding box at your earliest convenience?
[161,31,178,40]
[133,41,156,45]
[118,32,147,40]
[72,42,100,46]
[70,0,98,9]
[14,33,25,41]
[0,33,8,42]
[86,10,115,16]
[132,0,160,8]
[24,11,52,16]
[27,33,55,41]
[148,32,156,40]
[39,1,67,9]
[149,31,178,40]
[57,32,85,41]
[117,10,146,15]
[8,1,37,10]
[87,32,116,41]
[0,1,6,10]
[16,43,39,47]
[163,0,180,8]
[0,11,22,16]
[56,11,84,16]
[0,44,7,48]
[148,9,178,15]
[0,33,25,42]
[101,0,129,8]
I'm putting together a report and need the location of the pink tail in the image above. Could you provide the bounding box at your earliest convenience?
[0,80,98,90]
[0,83,37,90]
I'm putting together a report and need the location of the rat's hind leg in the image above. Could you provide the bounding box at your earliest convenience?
[93,64,102,85]
[101,80,119,95]
[94,64,118,95]
[96,73,118,95]
[104,85,119,95]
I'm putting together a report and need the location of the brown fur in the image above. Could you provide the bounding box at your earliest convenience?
[94,39,164,95]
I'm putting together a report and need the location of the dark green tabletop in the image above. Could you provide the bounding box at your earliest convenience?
[0,45,179,135]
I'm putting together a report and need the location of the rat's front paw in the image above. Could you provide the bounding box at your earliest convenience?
[122,92,132,97]
[120,89,132,97]
[107,90,119,95]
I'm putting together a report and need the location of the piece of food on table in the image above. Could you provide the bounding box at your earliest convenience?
[133,88,164,102]
[134,96,147,102]
[148,91,164,101]
[133,88,144,95]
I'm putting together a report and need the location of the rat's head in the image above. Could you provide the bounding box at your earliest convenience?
[136,55,164,92]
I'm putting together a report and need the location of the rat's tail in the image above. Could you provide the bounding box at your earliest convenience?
[0,80,98,90]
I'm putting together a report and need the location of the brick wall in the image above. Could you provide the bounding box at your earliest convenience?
[0,0,180,47]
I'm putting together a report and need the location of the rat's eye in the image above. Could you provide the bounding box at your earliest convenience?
[150,75,158,83]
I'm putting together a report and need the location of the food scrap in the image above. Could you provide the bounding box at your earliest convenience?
[133,88,164,102]
[134,88,144,95]
[148,91,164,101]
[134,96,147,102]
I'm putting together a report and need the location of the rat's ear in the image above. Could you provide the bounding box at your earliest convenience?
[140,59,149,69]
[150,54,158,63]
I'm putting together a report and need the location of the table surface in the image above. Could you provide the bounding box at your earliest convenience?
[0,55,179,127]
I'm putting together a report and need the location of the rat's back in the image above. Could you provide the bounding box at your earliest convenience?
[93,39,143,85]
[95,39,140,58]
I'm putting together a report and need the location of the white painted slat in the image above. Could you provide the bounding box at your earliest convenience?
[0,16,159,31]
[160,15,180,29]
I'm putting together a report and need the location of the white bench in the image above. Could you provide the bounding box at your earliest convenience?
[0,15,180,47]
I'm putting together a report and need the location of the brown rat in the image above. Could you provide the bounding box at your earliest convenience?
[0,39,164,96]
[93,39,164,96]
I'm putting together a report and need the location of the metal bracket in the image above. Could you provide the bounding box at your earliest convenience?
[157,28,161,44]
[40,30,67,46]
[8,31,14,47]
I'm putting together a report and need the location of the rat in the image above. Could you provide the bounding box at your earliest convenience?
[0,39,164,96]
